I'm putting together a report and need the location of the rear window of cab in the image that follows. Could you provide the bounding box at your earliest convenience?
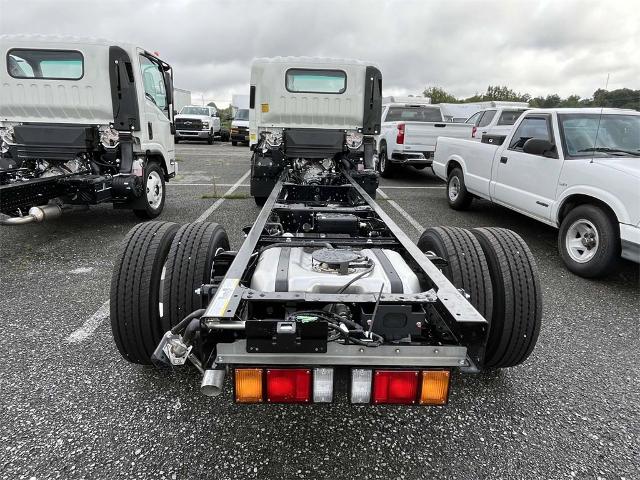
[7,49,84,80]
[285,68,346,94]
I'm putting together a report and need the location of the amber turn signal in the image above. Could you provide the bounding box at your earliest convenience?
[235,368,263,403]
[419,370,450,405]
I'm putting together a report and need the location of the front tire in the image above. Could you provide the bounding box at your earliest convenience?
[134,162,165,219]
[110,221,180,364]
[447,167,473,210]
[471,227,542,369]
[377,144,395,178]
[162,222,230,329]
[254,196,267,207]
[207,130,214,145]
[232,141,238,146]
[558,204,619,278]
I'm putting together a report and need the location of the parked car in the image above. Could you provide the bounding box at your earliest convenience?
[0,34,177,224]
[174,105,221,144]
[230,108,249,146]
[375,97,473,177]
[433,108,640,277]
[465,107,528,142]
[110,57,542,407]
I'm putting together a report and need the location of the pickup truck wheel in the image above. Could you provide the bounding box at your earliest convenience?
[232,141,238,146]
[378,145,395,178]
[417,226,493,320]
[471,227,542,369]
[447,168,473,210]
[254,196,267,207]
[134,162,165,219]
[558,204,619,278]
[174,137,180,144]
[162,222,230,329]
[207,130,214,145]
[110,221,180,364]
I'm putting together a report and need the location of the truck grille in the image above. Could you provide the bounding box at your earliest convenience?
[176,118,202,131]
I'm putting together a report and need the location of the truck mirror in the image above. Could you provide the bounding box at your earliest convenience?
[523,138,554,156]
[163,70,173,106]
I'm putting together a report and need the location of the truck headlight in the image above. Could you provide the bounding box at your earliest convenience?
[264,131,282,148]
[99,126,120,148]
[346,131,363,150]
[202,122,210,129]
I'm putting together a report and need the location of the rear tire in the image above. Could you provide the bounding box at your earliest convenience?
[162,222,230,329]
[110,221,180,364]
[471,227,542,369]
[134,162,166,220]
[447,167,473,210]
[254,196,267,207]
[417,226,493,319]
[378,144,395,178]
[558,204,619,278]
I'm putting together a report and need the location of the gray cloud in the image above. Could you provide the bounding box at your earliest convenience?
[1,0,638,106]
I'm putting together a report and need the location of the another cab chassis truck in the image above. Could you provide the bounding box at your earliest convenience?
[111,58,542,406]
[0,36,177,225]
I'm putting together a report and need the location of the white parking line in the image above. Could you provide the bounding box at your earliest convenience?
[377,188,425,234]
[65,169,251,344]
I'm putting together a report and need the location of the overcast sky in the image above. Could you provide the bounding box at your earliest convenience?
[1,0,638,107]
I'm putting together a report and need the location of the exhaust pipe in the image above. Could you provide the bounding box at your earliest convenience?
[0,204,62,226]
[201,369,226,397]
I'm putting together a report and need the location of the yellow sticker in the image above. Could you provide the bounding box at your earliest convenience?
[250,133,257,141]
[261,103,269,113]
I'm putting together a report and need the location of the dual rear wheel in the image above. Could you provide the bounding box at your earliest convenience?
[110,221,230,364]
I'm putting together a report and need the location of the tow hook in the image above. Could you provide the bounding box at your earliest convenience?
[151,331,192,366]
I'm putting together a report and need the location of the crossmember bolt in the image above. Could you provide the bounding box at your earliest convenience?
[395,348,400,353]
[434,349,439,354]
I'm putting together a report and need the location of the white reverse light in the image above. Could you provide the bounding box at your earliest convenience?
[350,368,372,404]
[313,368,334,403]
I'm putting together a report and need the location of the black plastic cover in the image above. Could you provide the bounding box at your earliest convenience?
[283,129,344,158]
[246,318,328,353]
[109,46,141,131]
[362,66,383,135]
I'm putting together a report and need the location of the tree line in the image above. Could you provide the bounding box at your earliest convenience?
[422,86,639,110]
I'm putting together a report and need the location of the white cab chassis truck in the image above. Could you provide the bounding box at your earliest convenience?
[433,108,640,277]
[0,35,177,224]
[109,58,542,407]
[375,97,473,177]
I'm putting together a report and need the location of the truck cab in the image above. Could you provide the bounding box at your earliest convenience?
[230,108,249,146]
[174,105,221,144]
[465,107,528,142]
[0,34,177,223]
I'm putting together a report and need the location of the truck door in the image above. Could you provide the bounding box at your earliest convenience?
[138,53,174,164]
[491,114,562,221]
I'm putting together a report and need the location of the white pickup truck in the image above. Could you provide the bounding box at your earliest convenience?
[174,105,221,144]
[376,98,472,177]
[465,107,528,142]
[433,108,640,277]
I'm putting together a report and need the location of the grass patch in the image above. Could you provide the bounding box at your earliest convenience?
[200,193,250,200]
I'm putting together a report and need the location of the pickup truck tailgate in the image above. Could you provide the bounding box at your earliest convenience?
[405,122,473,151]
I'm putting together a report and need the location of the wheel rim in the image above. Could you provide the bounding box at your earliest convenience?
[379,151,386,172]
[448,175,460,201]
[146,170,163,209]
[565,219,599,263]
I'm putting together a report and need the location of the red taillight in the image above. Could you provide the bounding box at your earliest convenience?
[472,126,477,138]
[266,368,311,403]
[396,123,405,144]
[372,370,419,404]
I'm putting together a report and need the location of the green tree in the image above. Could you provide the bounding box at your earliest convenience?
[422,86,459,104]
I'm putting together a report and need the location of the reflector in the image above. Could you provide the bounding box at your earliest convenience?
[266,369,311,403]
[313,368,334,403]
[350,368,372,404]
[235,368,263,403]
[373,370,419,404]
[419,370,450,405]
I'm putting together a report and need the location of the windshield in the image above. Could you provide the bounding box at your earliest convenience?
[385,106,442,122]
[234,109,249,120]
[558,114,640,158]
[180,106,210,116]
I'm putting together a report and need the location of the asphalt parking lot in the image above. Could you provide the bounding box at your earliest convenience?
[1,142,638,480]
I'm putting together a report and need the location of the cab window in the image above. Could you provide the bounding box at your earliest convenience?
[478,110,496,127]
[508,115,554,153]
[498,109,526,126]
[139,54,168,115]
[8,49,83,80]
[285,69,346,94]
[465,111,482,125]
